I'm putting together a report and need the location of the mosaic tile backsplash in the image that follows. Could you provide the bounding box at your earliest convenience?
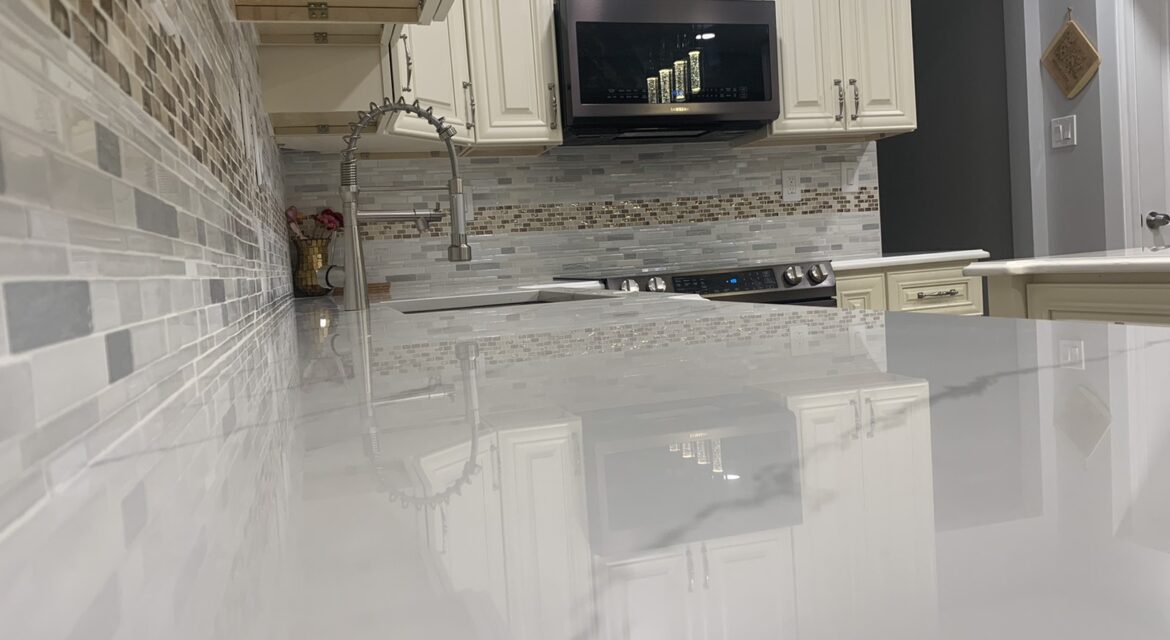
[283,141,883,295]
[0,0,289,607]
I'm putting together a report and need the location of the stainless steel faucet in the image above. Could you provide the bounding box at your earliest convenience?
[339,97,472,311]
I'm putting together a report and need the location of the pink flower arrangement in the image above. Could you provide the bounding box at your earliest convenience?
[286,206,344,240]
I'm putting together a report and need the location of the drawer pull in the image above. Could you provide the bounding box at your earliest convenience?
[917,289,960,300]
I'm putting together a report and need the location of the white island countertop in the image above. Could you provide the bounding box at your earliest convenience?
[833,249,990,271]
[5,290,1170,639]
[965,247,1170,276]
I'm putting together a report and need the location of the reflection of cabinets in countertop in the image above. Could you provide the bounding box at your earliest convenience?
[598,531,798,640]
[983,273,1170,326]
[787,379,937,639]
[415,415,590,640]
[837,259,986,316]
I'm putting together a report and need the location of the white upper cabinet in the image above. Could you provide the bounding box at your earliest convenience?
[463,0,563,145]
[384,3,475,145]
[774,0,846,135]
[838,0,917,132]
[768,0,916,139]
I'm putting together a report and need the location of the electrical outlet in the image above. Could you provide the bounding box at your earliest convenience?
[841,162,860,193]
[783,171,803,202]
[1059,339,1086,370]
[1051,115,1077,149]
[790,325,809,356]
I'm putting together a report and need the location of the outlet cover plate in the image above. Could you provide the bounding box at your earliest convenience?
[783,170,802,202]
[841,162,860,193]
[1052,115,1077,149]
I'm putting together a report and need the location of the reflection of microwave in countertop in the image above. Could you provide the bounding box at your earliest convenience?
[555,0,781,145]
[583,393,801,558]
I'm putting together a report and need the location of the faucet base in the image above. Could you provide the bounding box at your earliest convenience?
[448,244,473,262]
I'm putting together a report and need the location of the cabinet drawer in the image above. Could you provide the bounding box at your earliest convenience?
[887,267,984,315]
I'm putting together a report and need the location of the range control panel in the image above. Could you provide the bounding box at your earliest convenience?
[672,269,778,295]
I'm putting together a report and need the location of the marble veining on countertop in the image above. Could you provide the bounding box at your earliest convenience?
[966,247,1170,276]
[5,291,1170,640]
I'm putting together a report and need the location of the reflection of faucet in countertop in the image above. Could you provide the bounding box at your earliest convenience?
[337,97,473,311]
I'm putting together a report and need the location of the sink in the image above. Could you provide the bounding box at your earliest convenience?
[384,290,614,314]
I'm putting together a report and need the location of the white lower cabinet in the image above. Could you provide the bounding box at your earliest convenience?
[416,417,590,640]
[599,532,797,640]
[788,381,938,639]
[837,261,985,316]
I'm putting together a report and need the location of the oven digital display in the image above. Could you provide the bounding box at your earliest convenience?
[673,269,778,295]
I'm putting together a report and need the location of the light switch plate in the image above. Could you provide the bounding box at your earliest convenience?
[783,171,802,202]
[841,162,860,193]
[1051,115,1077,149]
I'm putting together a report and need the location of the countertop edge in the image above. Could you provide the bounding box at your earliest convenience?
[833,250,990,272]
[965,256,1170,276]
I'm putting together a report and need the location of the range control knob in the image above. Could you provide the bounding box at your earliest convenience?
[647,277,667,292]
[782,265,804,287]
[807,264,829,285]
[619,279,640,292]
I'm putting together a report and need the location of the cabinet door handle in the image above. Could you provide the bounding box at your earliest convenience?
[849,79,860,121]
[400,33,414,93]
[865,397,876,438]
[463,81,477,131]
[917,289,960,300]
[835,79,845,121]
[686,547,695,592]
[491,442,500,490]
[850,398,861,440]
[548,82,559,130]
[701,543,710,589]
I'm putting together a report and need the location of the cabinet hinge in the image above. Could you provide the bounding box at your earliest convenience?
[313,32,329,44]
[307,2,329,20]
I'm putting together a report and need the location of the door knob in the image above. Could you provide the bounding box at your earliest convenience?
[1147,211,1170,229]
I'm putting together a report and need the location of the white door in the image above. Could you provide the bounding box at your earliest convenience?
[772,0,848,134]
[600,550,699,640]
[788,391,866,640]
[838,0,917,131]
[417,437,508,616]
[497,423,592,640]
[701,533,798,640]
[857,383,939,638]
[386,7,475,145]
[463,0,563,144]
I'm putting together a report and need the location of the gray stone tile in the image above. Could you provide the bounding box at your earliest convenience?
[0,362,35,442]
[209,279,225,303]
[20,398,98,468]
[0,468,45,532]
[0,130,49,205]
[95,122,121,177]
[133,188,178,238]
[121,480,147,545]
[105,329,133,383]
[116,281,142,323]
[3,280,93,353]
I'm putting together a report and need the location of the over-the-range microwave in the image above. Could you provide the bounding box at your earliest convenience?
[555,0,781,145]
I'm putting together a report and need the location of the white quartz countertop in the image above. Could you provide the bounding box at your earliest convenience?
[832,249,990,271]
[9,288,1170,639]
[965,247,1170,276]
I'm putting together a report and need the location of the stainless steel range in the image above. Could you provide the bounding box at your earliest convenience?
[556,260,838,306]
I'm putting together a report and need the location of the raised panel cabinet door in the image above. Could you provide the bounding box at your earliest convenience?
[787,391,866,640]
[416,436,508,616]
[836,273,887,311]
[838,0,917,132]
[497,423,591,640]
[385,5,475,145]
[463,0,563,145]
[701,533,798,640]
[857,383,938,638]
[600,552,699,640]
[772,0,848,134]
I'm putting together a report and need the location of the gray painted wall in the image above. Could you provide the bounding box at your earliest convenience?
[877,0,1015,260]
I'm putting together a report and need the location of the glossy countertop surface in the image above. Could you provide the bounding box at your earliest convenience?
[966,246,1170,275]
[5,290,1170,639]
[832,249,989,271]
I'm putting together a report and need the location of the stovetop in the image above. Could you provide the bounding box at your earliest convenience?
[556,259,838,302]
